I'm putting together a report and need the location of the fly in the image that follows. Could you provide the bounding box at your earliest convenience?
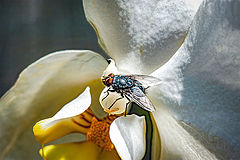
[101,73,161,115]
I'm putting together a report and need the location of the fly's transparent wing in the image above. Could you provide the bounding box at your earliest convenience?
[124,87,155,112]
[125,74,161,88]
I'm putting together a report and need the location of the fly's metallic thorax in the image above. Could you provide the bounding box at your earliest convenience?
[112,75,134,90]
[111,75,145,93]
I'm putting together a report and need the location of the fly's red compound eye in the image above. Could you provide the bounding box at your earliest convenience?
[105,78,113,87]
[108,73,114,77]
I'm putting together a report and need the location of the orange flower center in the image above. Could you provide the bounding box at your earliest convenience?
[86,115,119,151]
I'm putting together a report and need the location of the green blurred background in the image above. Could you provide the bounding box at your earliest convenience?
[0,0,103,97]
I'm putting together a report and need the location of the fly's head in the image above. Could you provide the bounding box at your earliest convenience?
[102,73,114,87]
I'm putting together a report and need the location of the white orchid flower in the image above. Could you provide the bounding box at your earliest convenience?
[1,0,239,160]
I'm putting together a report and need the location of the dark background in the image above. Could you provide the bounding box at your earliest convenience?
[0,0,104,97]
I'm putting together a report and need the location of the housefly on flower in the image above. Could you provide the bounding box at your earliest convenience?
[101,66,161,115]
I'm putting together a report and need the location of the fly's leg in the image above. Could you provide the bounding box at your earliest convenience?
[108,91,124,110]
[102,88,115,101]
[145,86,150,90]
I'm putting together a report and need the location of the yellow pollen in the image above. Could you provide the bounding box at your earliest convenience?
[86,116,117,151]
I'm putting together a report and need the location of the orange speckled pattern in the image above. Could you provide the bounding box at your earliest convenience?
[86,116,116,151]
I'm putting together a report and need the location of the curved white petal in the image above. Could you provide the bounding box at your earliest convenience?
[83,0,202,74]
[0,50,107,159]
[33,87,93,144]
[36,86,91,134]
[99,87,129,115]
[53,87,91,120]
[110,115,146,160]
[150,0,240,159]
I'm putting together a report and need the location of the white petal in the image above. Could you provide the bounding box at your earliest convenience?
[110,115,146,160]
[83,0,202,74]
[154,106,217,160]
[53,87,91,120]
[34,87,91,143]
[99,87,129,115]
[33,87,93,144]
[0,50,107,159]
[150,0,240,159]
